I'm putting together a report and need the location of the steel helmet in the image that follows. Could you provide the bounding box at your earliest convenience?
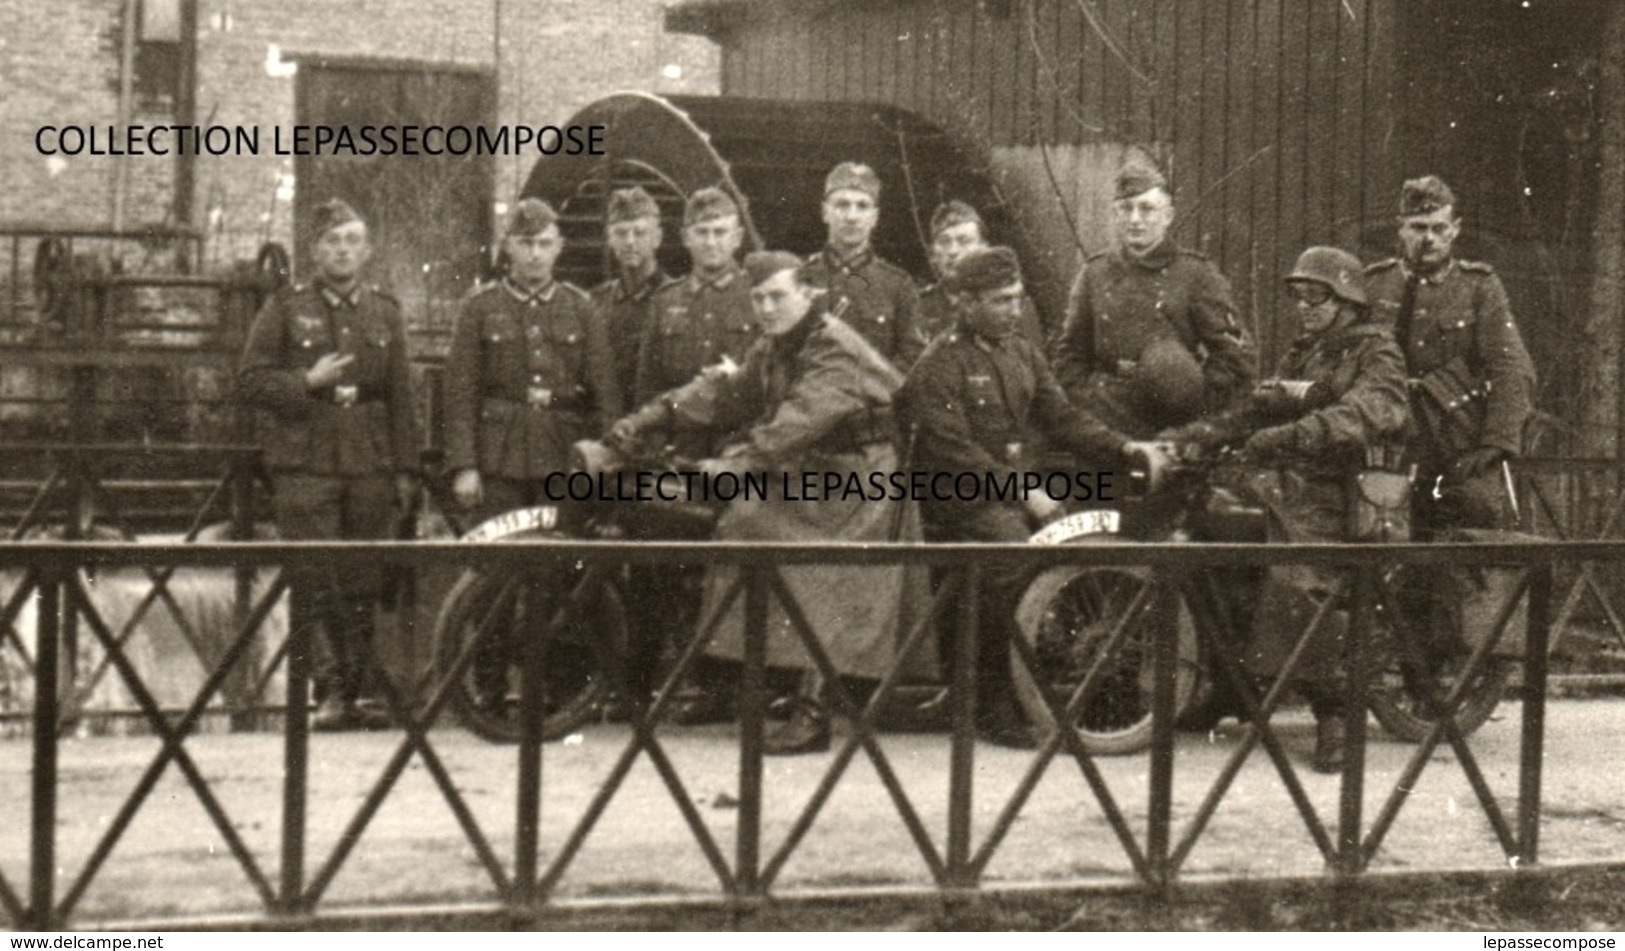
[1132,336,1206,427]
[1286,246,1366,307]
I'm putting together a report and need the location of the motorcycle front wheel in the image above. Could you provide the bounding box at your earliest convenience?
[431,557,627,743]
[1012,564,1199,755]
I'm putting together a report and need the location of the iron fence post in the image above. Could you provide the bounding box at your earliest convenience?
[947,563,979,889]
[279,579,310,916]
[514,566,545,916]
[229,450,257,731]
[1339,564,1373,879]
[29,569,61,930]
[1518,563,1553,865]
[736,564,768,901]
[1147,572,1177,891]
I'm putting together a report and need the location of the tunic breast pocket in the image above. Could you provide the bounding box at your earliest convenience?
[481,320,520,376]
[549,331,584,381]
[653,322,697,376]
[1431,316,1477,360]
[355,330,391,381]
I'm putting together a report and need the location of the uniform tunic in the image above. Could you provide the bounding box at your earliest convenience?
[239,282,418,477]
[1364,257,1536,530]
[634,265,759,407]
[590,269,667,414]
[901,327,1132,691]
[1187,322,1409,696]
[801,247,927,370]
[237,280,419,701]
[660,311,919,679]
[443,277,618,511]
[1052,241,1257,436]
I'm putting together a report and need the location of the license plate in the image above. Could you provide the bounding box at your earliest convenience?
[463,505,559,542]
[1028,509,1121,545]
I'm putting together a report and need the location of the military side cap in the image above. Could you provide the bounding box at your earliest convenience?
[684,187,739,226]
[1114,162,1168,201]
[743,250,803,287]
[311,198,362,238]
[930,199,983,237]
[945,246,1022,294]
[1399,175,1457,216]
[606,186,660,224]
[824,161,881,200]
[506,198,558,237]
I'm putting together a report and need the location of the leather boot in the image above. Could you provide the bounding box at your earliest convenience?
[1312,716,1346,774]
[763,697,831,756]
[976,687,1037,750]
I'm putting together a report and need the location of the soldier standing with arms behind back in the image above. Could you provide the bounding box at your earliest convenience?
[238,198,420,731]
[1364,175,1536,532]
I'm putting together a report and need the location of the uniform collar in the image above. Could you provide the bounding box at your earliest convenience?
[1116,239,1177,271]
[687,263,741,293]
[614,268,665,303]
[822,245,874,273]
[1400,257,1456,286]
[317,281,362,309]
[503,276,556,305]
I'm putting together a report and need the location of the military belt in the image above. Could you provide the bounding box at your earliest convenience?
[487,393,592,414]
[323,384,386,407]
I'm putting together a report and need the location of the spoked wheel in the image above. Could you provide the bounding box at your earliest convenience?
[432,558,627,743]
[1367,568,1512,743]
[1012,565,1198,754]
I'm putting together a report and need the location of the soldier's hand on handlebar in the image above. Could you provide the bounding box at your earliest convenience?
[1023,492,1063,524]
[1242,424,1296,460]
[605,417,642,454]
[1122,440,1177,492]
[453,468,483,509]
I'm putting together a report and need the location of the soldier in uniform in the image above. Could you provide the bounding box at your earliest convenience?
[799,162,927,370]
[917,200,1044,343]
[635,187,759,427]
[900,246,1167,748]
[590,186,668,413]
[442,198,618,716]
[630,186,760,723]
[444,198,618,520]
[1364,175,1536,532]
[238,198,420,731]
[1051,162,1257,441]
[1163,247,1410,772]
[612,250,917,754]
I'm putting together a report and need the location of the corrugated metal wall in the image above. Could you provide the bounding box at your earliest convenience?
[705,0,1398,362]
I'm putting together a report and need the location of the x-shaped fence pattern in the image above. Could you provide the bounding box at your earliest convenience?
[0,537,1577,928]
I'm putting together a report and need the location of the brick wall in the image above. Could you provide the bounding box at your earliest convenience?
[1,0,721,269]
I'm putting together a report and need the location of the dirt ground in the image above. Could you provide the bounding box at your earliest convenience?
[4,697,1625,930]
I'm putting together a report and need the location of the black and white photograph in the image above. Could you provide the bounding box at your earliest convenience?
[2,0,1624,934]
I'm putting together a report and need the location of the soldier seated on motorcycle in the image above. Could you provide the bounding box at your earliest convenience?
[607,250,918,756]
[1160,247,1410,773]
[900,246,1173,749]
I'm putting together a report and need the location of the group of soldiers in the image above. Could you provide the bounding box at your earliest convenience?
[237,157,1535,770]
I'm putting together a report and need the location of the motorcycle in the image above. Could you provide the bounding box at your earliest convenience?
[1009,447,1517,754]
[429,440,718,742]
